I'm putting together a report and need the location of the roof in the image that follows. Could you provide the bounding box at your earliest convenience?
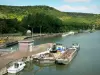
[18,40,34,43]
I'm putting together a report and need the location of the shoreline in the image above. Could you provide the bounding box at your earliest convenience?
[0,33,62,49]
[25,33,62,40]
[0,30,91,49]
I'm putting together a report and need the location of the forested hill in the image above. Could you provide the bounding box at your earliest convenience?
[0,5,67,21]
[0,5,100,34]
[64,12,96,17]
[0,5,96,20]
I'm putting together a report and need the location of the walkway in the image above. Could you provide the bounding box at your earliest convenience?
[0,43,53,70]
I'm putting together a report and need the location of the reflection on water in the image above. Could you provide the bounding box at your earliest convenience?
[7,61,71,75]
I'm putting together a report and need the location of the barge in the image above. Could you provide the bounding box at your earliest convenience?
[55,43,80,65]
[33,43,80,65]
[33,51,55,64]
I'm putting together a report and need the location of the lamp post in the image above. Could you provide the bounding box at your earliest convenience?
[1,24,3,37]
[40,26,42,36]
[32,27,33,39]
[0,23,2,36]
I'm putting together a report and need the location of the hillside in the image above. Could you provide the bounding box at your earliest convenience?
[0,5,67,21]
[65,12,95,17]
[0,5,100,34]
[0,5,97,21]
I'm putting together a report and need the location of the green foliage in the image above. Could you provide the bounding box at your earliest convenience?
[0,18,19,33]
[0,5,66,20]
[21,12,62,33]
[0,5,100,34]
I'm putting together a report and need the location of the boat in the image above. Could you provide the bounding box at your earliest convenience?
[33,51,55,64]
[55,43,80,65]
[33,43,79,65]
[49,43,66,53]
[62,33,69,37]
[7,61,26,73]
[62,31,75,37]
[89,29,95,33]
[68,31,75,35]
[72,43,80,50]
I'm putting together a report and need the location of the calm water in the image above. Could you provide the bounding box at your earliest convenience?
[7,31,100,75]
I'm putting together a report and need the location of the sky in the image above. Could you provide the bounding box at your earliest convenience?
[0,0,100,14]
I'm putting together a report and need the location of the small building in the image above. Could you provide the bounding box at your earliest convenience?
[18,40,34,52]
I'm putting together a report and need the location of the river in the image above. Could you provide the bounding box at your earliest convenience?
[7,30,100,75]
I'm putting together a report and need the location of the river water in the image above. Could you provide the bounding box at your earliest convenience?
[7,30,100,75]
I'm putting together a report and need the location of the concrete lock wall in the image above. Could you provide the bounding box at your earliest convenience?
[29,43,33,52]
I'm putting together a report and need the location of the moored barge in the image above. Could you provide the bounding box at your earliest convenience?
[55,43,80,65]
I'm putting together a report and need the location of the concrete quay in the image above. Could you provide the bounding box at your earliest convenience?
[0,42,53,75]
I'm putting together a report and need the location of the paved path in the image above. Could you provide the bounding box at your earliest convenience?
[0,43,53,70]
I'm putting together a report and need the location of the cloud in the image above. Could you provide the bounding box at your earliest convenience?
[56,5,88,11]
[64,0,91,2]
[55,5,100,14]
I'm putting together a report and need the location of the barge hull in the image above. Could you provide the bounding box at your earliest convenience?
[56,48,78,65]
